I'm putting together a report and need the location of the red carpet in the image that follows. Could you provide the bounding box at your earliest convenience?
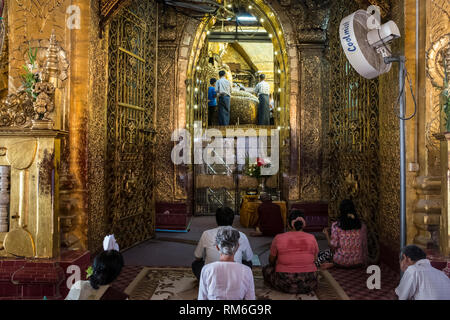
[328,263,399,300]
[111,266,144,293]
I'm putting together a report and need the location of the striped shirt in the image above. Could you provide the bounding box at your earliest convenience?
[215,77,231,97]
[254,80,270,96]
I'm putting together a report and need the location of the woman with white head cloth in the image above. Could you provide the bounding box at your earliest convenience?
[65,235,128,300]
[198,226,255,300]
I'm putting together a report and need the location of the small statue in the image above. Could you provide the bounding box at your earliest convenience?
[32,81,55,120]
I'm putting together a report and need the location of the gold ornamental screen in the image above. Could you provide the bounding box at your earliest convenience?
[105,0,157,249]
[327,0,381,263]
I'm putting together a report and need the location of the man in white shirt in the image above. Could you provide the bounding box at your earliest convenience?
[215,70,232,126]
[254,74,271,125]
[192,207,254,280]
[198,226,255,300]
[395,244,450,300]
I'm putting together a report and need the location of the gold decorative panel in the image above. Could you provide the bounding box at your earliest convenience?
[106,0,157,249]
[299,49,326,201]
[87,0,109,253]
[327,0,380,262]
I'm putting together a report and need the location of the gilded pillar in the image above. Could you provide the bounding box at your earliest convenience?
[155,7,193,203]
[297,44,328,201]
[439,133,450,256]
[435,45,450,256]
[413,0,449,253]
[7,0,92,251]
[281,0,330,202]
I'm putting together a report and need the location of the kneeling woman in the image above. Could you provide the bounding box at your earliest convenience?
[198,226,255,300]
[263,210,319,294]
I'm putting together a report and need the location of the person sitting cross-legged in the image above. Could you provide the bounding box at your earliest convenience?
[250,192,284,237]
[318,199,368,269]
[395,244,450,300]
[262,209,319,294]
[198,226,255,300]
[192,207,254,280]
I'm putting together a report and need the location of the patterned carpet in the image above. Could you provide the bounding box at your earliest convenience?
[112,264,400,300]
[114,267,346,300]
[327,263,400,300]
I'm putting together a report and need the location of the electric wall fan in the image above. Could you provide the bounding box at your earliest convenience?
[339,9,415,253]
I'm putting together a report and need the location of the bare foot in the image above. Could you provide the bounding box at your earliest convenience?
[249,231,263,237]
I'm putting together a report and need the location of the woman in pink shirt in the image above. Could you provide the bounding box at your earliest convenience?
[319,199,368,268]
[262,209,319,294]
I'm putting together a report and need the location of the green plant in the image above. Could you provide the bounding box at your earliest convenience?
[86,265,93,278]
[243,155,270,179]
[20,47,40,99]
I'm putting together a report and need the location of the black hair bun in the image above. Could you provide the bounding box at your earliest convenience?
[294,220,304,231]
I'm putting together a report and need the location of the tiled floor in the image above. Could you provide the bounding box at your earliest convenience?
[116,215,401,300]
[122,215,329,267]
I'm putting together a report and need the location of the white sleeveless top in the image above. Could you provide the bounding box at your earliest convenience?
[65,280,110,300]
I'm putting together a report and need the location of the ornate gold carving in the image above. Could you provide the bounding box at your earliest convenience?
[428,0,450,255]
[279,0,330,43]
[156,6,193,202]
[105,0,157,249]
[86,0,108,253]
[14,0,64,33]
[299,52,324,201]
[1,31,60,128]
[0,2,8,99]
[42,31,61,84]
[327,0,380,262]
[32,81,55,120]
[353,0,391,18]
[0,90,34,127]
[9,0,68,90]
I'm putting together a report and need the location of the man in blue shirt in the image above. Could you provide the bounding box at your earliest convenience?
[208,78,217,126]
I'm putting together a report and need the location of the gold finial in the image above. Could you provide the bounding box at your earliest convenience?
[43,30,59,86]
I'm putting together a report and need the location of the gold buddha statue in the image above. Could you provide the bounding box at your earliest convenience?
[204,54,259,125]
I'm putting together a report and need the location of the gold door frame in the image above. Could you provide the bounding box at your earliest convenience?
[105,0,157,249]
[327,0,381,263]
[185,0,290,204]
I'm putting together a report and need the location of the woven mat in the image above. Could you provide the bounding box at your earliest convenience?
[124,267,348,300]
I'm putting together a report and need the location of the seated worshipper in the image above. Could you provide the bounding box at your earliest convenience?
[198,226,256,300]
[263,209,319,294]
[192,207,254,280]
[395,244,450,300]
[250,192,284,237]
[66,235,127,300]
[318,199,368,268]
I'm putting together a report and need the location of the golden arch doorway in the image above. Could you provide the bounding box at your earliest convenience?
[182,0,291,215]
